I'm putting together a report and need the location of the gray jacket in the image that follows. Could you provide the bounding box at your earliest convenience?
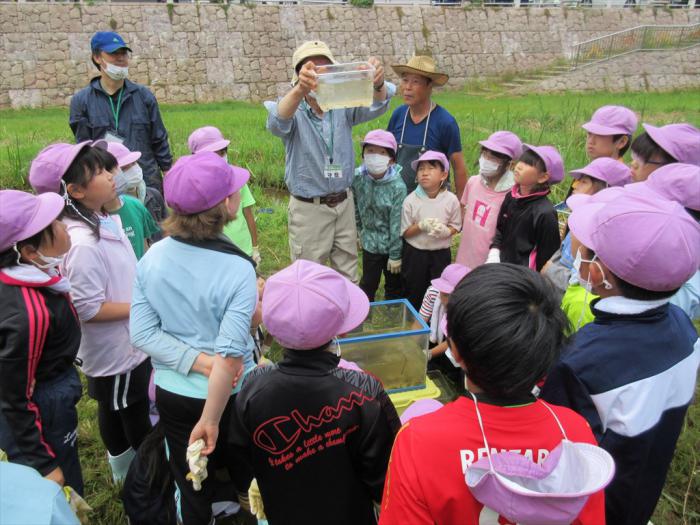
[69,77,172,190]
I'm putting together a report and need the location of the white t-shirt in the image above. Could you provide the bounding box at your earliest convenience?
[401,189,461,250]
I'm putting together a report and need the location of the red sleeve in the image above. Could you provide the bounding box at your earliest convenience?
[379,424,434,525]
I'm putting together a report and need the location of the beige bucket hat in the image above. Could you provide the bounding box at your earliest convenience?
[391,55,449,86]
[291,41,336,85]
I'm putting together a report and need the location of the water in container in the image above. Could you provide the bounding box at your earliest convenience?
[315,62,375,112]
[338,300,430,394]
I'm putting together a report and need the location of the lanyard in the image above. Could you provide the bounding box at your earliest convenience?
[108,88,124,130]
[306,107,335,163]
[399,101,433,147]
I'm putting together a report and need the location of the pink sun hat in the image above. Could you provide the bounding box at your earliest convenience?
[582,105,638,136]
[164,151,249,214]
[523,144,565,184]
[187,126,231,154]
[569,157,632,188]
[0,190,66,252]
[29,140,106,194]
[625,163,700,211]
[361,130,398,156]
[567,190,700,291]
[411,150,449,173]
[105,142,141,168]
[479,131,523,160]
[262,260,370,350]
[431,263,471,294]
[642,123,700,166]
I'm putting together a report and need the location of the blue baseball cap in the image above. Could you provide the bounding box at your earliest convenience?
[91,32,132,54]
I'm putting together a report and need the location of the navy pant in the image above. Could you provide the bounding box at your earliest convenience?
[0,367,84,494]
[360,250,403,302]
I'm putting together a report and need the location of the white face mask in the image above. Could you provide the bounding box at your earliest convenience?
[104,63,128,81]
[479,156,502,178]
[113,169,128,196]
[31,251,64,271]
[364,153,391,176]
[123,164,143,186]
[573,248,613,293]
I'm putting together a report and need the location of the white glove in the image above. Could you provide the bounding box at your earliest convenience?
[486,248,501,264]
[248,478,267,520]
[252,246,261,265]
[418,217,439,233]
[185,439,208,491]
[387,259,402,274]
[428,223,452,239]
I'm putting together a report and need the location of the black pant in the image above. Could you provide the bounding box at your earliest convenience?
[97,398,152,456]
[157,387,245,525]
[402,243,452,311]
[360,250,403,302]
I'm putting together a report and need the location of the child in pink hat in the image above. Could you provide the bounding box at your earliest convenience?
[630,122,700,182]
[229,259,400,525]
[402,150,462,310]
[487,144,564,272]
[188,126,261,265]
[542,190,700,525]
[0,190,84,494]
[380,264,605,525]
[456,131,522,269]
[29,141,152,484]
[101,143,160,260]
[352,129,407,301]
[418,263,470,388]
[582,105,637,160]
[130,151,256,524]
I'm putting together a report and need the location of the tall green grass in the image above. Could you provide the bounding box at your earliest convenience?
[1,90,699,524]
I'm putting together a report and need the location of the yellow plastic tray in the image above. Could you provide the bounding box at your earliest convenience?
[389,377,441,415]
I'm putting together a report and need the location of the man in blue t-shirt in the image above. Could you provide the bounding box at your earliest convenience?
[388,55,467,197]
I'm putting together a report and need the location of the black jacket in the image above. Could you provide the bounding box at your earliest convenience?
[491,189,560,271]
[0,272,81,474]
[230,349,401,525]
[69,77,172,189]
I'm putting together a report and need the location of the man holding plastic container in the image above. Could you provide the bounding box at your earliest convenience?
[388,55,467,198]
[264,40,395,283]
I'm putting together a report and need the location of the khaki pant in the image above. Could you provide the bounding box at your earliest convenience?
[288,191,359,283]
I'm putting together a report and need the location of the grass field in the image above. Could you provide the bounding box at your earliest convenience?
[1,88,699,524]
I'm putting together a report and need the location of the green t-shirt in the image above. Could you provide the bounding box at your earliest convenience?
[222,183,256,256]
[561,283,597,335]
[117,195,160,260]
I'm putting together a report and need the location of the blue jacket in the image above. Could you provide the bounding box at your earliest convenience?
[541,297,700,525]
[69,78,172,189]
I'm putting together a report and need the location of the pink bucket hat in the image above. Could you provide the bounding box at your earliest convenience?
[0,190,65,252]
[29,140,106,194]
[187,126,231,154]
[567,191,700,291]
[361,130,397,156]
[400,399,444,425]
[569,157,631,188]
[582,105,638,136]
[479,131,523,160]
[105,142,141,168]
[523,144,565,184]
[431,263,471,294]
[164,151,249,214]
[262,260,370,350]
[642,123,700,166]
[411,150,449,173]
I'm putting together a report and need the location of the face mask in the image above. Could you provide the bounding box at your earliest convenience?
[123,164,143,186]
[479,156,501,178]
[104,63,128,81]
[31,251,64,271]
[364,153,391,176]
[573,248,613,294]
[113,170,128,196]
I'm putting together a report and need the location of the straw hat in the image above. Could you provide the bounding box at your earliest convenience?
[291,41,336,85]
[391,55,449,86]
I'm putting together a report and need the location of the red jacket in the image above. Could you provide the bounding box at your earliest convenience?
[379,396,605,525]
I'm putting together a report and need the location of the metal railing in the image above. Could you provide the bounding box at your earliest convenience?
[571,23,700,68]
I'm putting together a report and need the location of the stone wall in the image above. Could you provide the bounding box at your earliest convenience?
[1,3,698,108]
[529,45,700,93]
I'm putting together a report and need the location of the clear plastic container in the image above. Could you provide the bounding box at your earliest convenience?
[338,299,430,394]
[315,61,375,112]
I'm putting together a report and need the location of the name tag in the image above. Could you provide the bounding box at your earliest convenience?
[324,164,343,179]
[103,130,125,144]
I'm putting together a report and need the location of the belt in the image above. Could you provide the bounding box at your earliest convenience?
[293,190,348,208]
